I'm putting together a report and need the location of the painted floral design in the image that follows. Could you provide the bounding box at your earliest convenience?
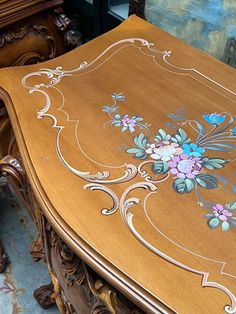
[146,141,183,162]
[169,154,203,179]
[121,115,138,132]
[103,93,236,231]
[231,126,236,135]
[103,93,149,133]
[203,112,226,125]
[182,143,205,157]
[205,202,236,231]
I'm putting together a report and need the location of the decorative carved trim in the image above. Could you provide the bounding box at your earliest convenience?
[52,8,78,48]
[33,282,56,309]
[0,0,63,29]
[12,52,44,66]
[128,0,145,18]
[48,225,144,314]
[0,154,38,223]
[63,30,78,48]
[0,155,25,186]
[0,22,56,60]
[0,152,47,267]
[0,101,8,118]
[0,242,9,273]
[30,235,46,262]
[52,8,70,31]
[50,271,76,313]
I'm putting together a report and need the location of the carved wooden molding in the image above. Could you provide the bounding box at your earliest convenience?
[50,271,76,313]
[30,235,46,263]
[0,154,40,225]
[52,8,78,48]
[12,52,44,67]
[0,0,63,29]
[48,226,144,314]
[0,155,25,186]
[0,22,56,60]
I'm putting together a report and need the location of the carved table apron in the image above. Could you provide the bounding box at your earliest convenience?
[0,15,235,314]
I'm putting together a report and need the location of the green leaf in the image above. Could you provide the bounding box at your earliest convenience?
[179,128,188,140]
[133,133,148,149]
[196,174,218,189]
[135,117,143,122]
[171,128,191,145]
[195,121,206,141]
[202,157,227,170]
[229,201,236,210]
[126,148,140,153]
[126,133,150,160]
[231,220,236,226]
[126,148,148,160]
[173,178,194,194]
[136,151,147,158]
[208,217,220,229]
[152,161,169,175]
[222,221,230,232]
[205,214,214,218]
[155,129,171,141]
[159,129,166,139]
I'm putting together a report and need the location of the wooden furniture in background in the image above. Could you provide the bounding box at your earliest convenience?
[0,0,78,67]
[0,0,77,277]
[0,15,236,313]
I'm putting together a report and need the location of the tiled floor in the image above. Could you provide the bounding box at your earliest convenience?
[0,181,59,314]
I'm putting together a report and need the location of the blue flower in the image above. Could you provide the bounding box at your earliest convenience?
[230,126,236,135]
[182,143,205,157]
[203,113,226,125]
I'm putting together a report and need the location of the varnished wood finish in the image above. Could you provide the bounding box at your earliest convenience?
[0,16,236,313]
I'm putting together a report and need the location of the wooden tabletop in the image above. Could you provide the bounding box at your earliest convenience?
[0,15,236,314]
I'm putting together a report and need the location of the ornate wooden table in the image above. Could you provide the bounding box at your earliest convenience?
[0,15,235,314]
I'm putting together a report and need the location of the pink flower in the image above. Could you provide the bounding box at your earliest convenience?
[121,115,137,132]
[213,204,233,221]
[168,154,203,179]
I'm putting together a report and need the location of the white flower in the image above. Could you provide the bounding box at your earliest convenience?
[145,143,156,154]
[150,143,183,162]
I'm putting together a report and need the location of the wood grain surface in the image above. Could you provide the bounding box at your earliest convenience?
[0,16,235,314]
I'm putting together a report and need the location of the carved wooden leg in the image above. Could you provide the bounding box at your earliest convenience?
[0,240,9,273]
[33,283,55,309]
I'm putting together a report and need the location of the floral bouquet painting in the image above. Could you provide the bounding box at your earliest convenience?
[103,93,236,232]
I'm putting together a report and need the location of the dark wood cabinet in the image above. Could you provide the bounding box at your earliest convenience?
[0,0,78,67]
